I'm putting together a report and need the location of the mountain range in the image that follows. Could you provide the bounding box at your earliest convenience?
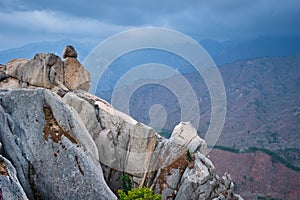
[1,35,300,66]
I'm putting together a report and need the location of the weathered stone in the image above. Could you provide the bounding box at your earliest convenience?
[64,91,242,200]
[6,58,29,77]
[0,89,116,200]
[63,91,102,139]
[0,155,28,200]
[6,54,65,89]
[62,45,78,58]
[170,121,207,154]
[64,57,91,91]
[0,77,22,89]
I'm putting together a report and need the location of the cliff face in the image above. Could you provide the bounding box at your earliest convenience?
[0,46,242,200]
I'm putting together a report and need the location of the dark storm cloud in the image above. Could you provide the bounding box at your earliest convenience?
[0,0,300,49]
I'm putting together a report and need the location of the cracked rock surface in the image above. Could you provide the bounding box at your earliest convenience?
[0,89,116,200]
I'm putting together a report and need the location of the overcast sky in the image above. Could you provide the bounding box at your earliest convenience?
[0,0,300,50]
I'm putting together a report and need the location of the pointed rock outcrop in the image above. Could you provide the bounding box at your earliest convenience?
[1,45,90,92]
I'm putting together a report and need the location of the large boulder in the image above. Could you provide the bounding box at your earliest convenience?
[62,45,91,91]
[6,54,64,89]
[63,57,91,91]
[63,90,243,200]
[0,155,28,200]
[3,46,91,92]
[0,89,116,200]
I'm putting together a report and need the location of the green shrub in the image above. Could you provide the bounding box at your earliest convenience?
[121,174,132,193]
[118,187,161,200]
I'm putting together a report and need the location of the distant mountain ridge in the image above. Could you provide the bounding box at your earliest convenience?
[0,39,94,64]
[100,54,300,167]
[1,35,300,66]
[200,35,300,65]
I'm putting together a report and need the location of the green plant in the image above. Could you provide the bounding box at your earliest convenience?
[121,174,132,193]
[118,187,161,200]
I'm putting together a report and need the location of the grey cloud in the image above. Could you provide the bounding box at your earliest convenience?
[0,0,300,50]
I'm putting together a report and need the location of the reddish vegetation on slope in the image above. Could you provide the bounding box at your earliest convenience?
[209,149,300,200]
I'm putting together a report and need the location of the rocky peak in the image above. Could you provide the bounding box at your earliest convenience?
[0,47,243,200]
[62,45,78,59]
[0,45,90,92]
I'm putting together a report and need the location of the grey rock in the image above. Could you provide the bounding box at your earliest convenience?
[0,89,116,200]
[6,58,29,78]
[63,91,101,139]
[170,122,207,154]
[0,155,28,200]
[63,91,242,200]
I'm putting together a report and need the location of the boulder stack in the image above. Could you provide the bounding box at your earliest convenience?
[0,45,91,92]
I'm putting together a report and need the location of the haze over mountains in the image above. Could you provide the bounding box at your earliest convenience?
[1,35,299,199]
[1,35,300,66]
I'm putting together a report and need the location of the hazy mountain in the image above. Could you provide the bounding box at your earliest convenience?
[100,54,300,164]
[201,35,300,65]
[0,39,94,64]
[1,35,300,67]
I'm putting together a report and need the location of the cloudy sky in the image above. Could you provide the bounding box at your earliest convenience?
[0,0,300,50]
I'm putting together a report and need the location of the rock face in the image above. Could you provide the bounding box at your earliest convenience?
[64,57,91,91]
[0,155,28,200]
[63,91,243,200]
[62,45,90,91]
[1,45,90,92]
[0,89,116,200]
[6,55,64,89]
[0,48,243,200]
